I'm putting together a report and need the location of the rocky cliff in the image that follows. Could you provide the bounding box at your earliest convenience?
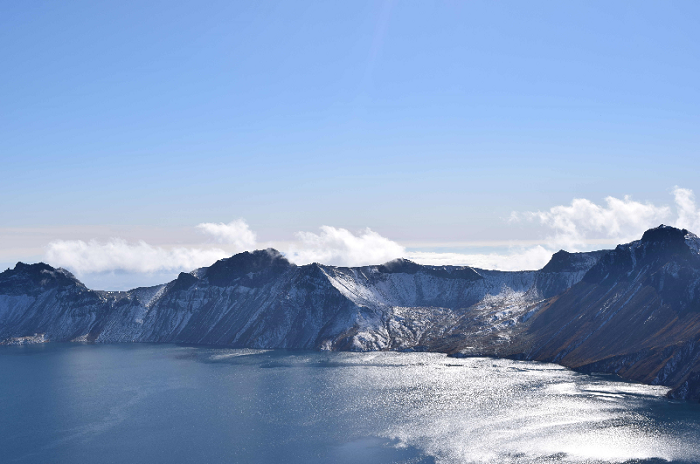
[512,225,700,400]
[3,225,700,401]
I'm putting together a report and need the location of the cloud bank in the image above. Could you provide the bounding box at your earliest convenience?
[45,239,229,275]
[41,187,700,289]
[406,246,554,271]
[285,226,405,267]
[46,218,258,277]
[511,187,699,249]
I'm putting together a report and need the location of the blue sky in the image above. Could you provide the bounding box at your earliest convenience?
[2,1,700,289]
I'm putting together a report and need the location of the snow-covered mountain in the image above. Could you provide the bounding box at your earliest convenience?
[3,225,700,401]
[0,247,600,352]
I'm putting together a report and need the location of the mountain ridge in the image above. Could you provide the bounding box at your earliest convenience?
[3,225,700,401]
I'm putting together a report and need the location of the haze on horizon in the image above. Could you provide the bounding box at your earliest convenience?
[2,1,699,289]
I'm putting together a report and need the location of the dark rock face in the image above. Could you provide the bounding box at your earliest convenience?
[672,371,700,402]
[0,262,84,295]
[540,249,606,274]
[377,258,424,274]
[205,249,293,287]
[170,272,199,292]
[1,247,601,350]
[0,263,103,342]
[535,250,607,298]
[641,225,689,251]
[3,225,700,402]
[520,225,700,400]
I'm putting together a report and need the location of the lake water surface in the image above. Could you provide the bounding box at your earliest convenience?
[1,344,699,464]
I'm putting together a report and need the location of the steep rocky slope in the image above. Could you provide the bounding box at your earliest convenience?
[3,225,700,401]
[0,248,599,352]
[509,225,700,400]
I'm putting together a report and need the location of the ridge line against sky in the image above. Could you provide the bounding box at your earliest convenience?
[2,187,699,290]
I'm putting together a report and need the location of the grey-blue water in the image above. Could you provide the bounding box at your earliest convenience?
[1,344,700,464]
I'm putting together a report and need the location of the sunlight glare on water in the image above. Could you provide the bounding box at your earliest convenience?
[317,354,688,463]
[1,345,698,464]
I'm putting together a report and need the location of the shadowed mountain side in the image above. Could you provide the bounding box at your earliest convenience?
[0,248,600,350]
[4,227,700,401]
[509,225,700,400]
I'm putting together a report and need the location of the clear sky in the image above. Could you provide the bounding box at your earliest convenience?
[2,1,700,289]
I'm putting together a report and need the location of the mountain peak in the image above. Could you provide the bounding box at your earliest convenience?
[584,225,700,286]
[377,258,422,274]
[540,250,606,273]
[641,224,688,244]
[635,224,696,258]
[204,248,294,287]
[639,225,700,256]
[0,262,82,295]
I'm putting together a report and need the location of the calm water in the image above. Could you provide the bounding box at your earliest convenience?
[1,344,699,464]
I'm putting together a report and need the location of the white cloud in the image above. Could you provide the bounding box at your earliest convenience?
[673,187,700,233]
[45,227,553,284]
[45,219,256,277]
[282,227,554,271]
[196,219,257,250]
[408,188,700,271]
[45,239,228,275]
[407,246,553,271]
[283,226,405,267]
[511,194,675,249]
[41,188,700,289]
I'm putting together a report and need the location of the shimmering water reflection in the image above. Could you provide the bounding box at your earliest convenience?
[1,344,699,464]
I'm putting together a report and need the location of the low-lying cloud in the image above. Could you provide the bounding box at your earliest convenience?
[45,239,229,275]
[285,226,405,267]
[278,228,552,271]
[41,187,700,289]
[511,187,700,249]
[406,246,554,271]
[46,218,257,278]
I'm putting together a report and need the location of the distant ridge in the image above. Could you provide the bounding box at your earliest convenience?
[2,225,700,401]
